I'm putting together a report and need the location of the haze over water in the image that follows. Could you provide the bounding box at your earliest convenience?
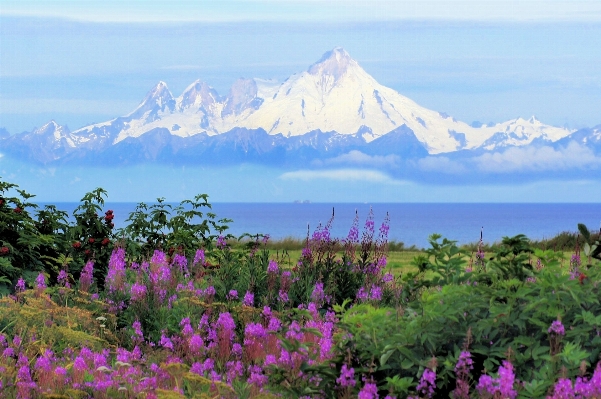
[50,202,601,249]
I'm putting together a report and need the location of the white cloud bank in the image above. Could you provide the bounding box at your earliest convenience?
[410,142,601,176]
[473,142,601,173]
[315,151,401,169]
[279,168,402,184]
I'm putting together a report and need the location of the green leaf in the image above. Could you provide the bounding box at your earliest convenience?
[578,223,591,241]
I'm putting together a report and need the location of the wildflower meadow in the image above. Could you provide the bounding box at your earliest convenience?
[1,177,601,398]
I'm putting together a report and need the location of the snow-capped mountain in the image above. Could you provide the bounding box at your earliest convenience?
[2,121,83,163]
[72,47,573,154]
[0,47,591,166]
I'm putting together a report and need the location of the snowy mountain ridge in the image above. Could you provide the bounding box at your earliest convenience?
[66,47,573,155]
[1,47,590,167]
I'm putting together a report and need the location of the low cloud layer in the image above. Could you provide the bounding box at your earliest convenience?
[314,150,401,169]
[472,142,601,173]
[279,168,401,184]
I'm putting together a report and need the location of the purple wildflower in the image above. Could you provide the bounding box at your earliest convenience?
[498,360,517,399]
[358,379,379,399]
[193,249,205,266]
[35,273,46,289]
[227,289,238,300]
[216,235,227,249]
[243,291,254,306]
[549,320,566,336]
[57,269,70,288]
[311,282,326,304]
[16,277,26,292]
[79,261,94,292]
[417,368,437,398]
[336,364,356,388]
[369,286,383,301]
[106,247,127,293]
[130,282,147,302]
[267,260,279,274]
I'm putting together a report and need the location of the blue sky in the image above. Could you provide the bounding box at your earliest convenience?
[1,1,600,202]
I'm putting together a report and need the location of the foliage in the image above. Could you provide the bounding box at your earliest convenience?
[118,195,232,260]
[0,178,70,295]
[3,175,601,398]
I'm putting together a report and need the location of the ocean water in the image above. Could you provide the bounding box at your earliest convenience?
[47,202,601,249]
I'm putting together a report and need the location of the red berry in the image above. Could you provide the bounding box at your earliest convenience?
[72,241,81,249]
[14,207,22,214]
[0,247,9,255]
[101,238,110,246]
[88,238,95,244]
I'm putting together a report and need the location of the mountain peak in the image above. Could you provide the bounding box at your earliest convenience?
[128,81,175,119]
[222,78,262,117]
[36,120,64,134]
[308,47,356,80]
[179,80,219,111]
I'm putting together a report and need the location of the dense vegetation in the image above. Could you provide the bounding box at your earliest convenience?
[1,177,601,398]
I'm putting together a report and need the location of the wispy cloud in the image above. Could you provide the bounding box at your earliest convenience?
[415,156,467,174]
[3,1,600,22]
[279,168,402,184]
[0,98,136,115]
[313,150,401,169]
[473,142,601,173]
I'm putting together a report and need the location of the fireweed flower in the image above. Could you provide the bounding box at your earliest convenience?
[358,378,379,399]
[497,360,517,399]
[151,249,167,265]
[347,213,360,244]
[356,286,369,302]
[106,247,127,293]
[132,320,144,343]
[454,351,473,399]
[476,360,517,399]
[361,208,375,244]
[160,332,174,350]
[130,282,147,302]
[171,254,188,274]
[35,273,47,289]
[267,260,279,274]
[216,235,227,249]
[193,249,205,267]
[203,286,216,300]
[551,378,574,398]
[455,351,474,374]
[336,364,356,387]
[369,286,383,301]
[377,212,390,244]
[227,289,238,300]
[248,364,268,388]
[189,334,204,354]
[180,317,194,337]
[16,277,26,292]
[57,269,70,288]
[548,320,566,336]
[243,291,254,306]
[278,290,289,303]
[79,261,94,292]
[417,368,437,398]
[570,253,581,268]
[311,282,326,305]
